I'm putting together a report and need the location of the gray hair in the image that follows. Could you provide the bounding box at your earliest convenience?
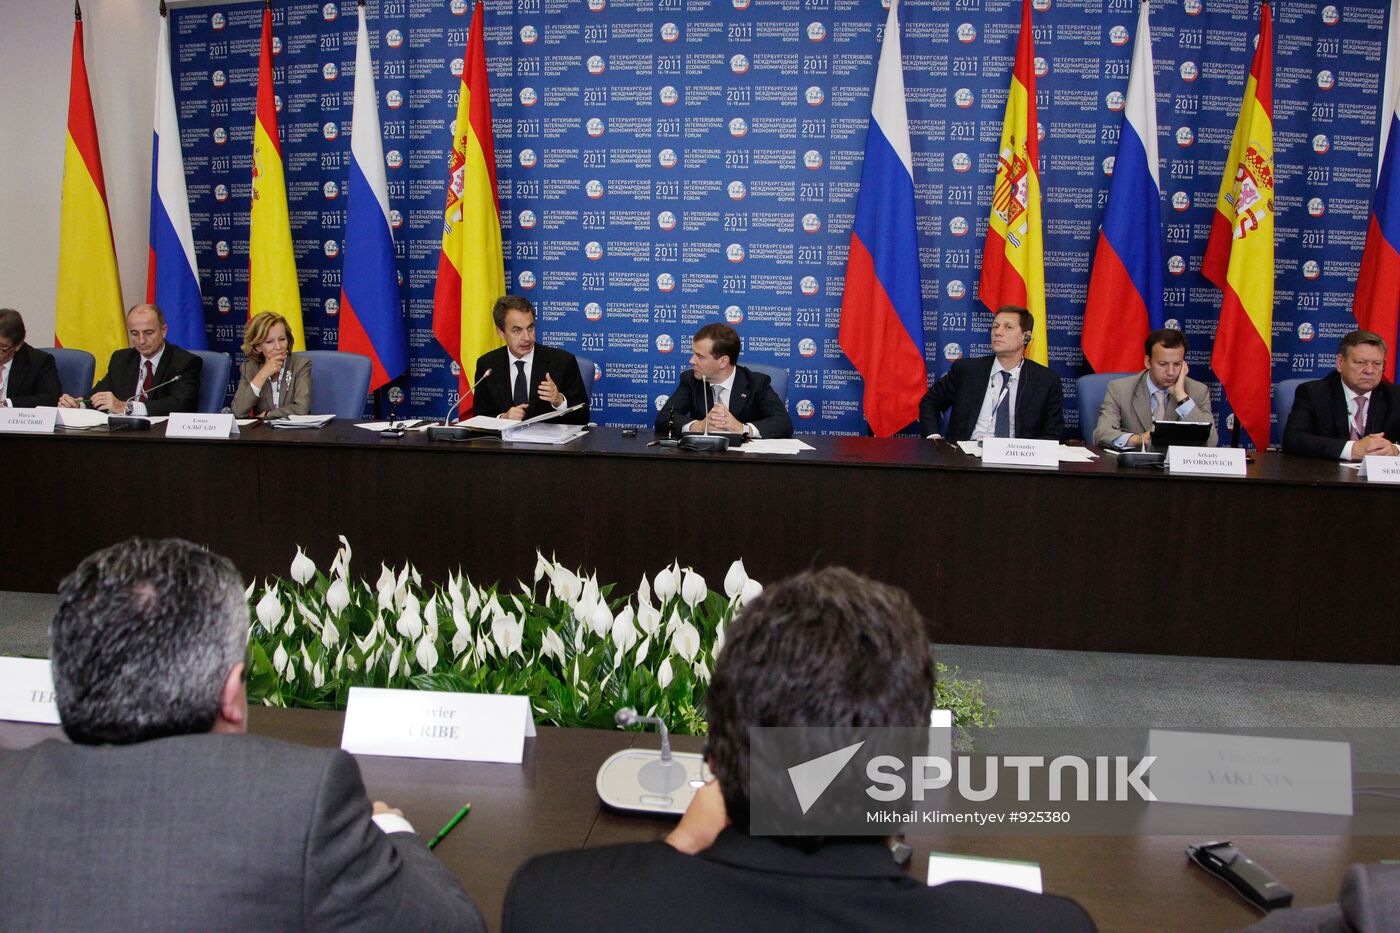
[50,538,247,745]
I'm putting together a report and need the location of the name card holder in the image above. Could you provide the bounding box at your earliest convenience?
[0,407,58,435]
[1360,455,1400,484]
[1166,446,1247,477]
[1146,729,1352,815]
[166,412,237,438]
[981,437,1058,469]
[0,658,61,724]
[340,687,536,764]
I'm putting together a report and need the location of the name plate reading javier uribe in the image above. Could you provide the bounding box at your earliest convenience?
[980,437,1058,469]
[0,407,58,434]
[0,657,61,724]
[1166,446,1247,477]
[340,687,537,764]
[165,412,237,438]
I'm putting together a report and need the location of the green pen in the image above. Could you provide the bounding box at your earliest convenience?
[426,803,471,850]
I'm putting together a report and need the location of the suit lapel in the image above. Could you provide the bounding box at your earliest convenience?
[1368,383,1390,434]
[1131,374,1153,430]
[1328,373,1350,438]
[960,357,995,437]
[729,367,751,420]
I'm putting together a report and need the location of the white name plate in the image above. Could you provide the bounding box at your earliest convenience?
[929,852,1042,894]
[1167,446,1246,476]
[981,437,1058,468]
[1146,730,1352,815]
[166,412,237,438]
[1360,455,1400,484]
[0,658,61,724]
[0,407,57,434]
[341,687,536,764]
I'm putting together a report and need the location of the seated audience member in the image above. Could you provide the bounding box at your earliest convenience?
[1092,328,1217,448]
[0,538,485,932]
[232,311,311,418]
[59,303,201,415]
[654,321,792,439]
[1283,329,1400,460]
[473,295,590,424]
[919,306,1064,441]
[503,567,1095,932]
[0,308,61,408]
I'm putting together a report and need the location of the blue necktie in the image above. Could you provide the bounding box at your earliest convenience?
[993,370,1012,438]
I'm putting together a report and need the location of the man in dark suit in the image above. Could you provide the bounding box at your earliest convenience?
[1284,329,1400,460]
[0,538,485,931]
[919,306,1064,441]
[0,308,61,408]
[58,303,201,415]
[472,295,589,424]
[503,568,1094,932]
[654,321,792,439]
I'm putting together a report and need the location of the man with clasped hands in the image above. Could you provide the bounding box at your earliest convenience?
[1284,329,1400,460]
[0,538,485,931]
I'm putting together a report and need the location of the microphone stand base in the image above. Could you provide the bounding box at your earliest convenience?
[678,433,730,452]
[426,425,476,442]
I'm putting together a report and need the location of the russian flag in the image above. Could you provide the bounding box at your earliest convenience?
[1354,0,1400,381]
[338,2,407,391]
[838,0,926,437]
[146,3,205,350]
[1082,0,1162,373]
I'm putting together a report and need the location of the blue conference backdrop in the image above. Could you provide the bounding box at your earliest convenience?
[171,0,1386,438]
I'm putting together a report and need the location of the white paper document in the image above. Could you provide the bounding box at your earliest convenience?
[503,422,587,445]
[353,420,432,431]
[269,414,335,429]
[928,852,1043,894]
[53,407,110,429]
[734,439,815,455]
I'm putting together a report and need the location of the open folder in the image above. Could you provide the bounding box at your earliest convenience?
[459,403,588,444]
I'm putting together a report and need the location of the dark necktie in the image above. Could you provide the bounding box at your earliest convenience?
[513,360,527,406]
[142,360,155,397]
[993,370,1012,438]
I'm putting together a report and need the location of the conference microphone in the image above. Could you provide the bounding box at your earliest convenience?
[678,372,729,451]
[108,374,184,430]
[596,707,707,814]
[427,368,492,441]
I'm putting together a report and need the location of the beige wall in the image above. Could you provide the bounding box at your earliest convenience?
[0,0,159,345]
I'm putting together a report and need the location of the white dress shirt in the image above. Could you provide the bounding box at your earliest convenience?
[127,345,167,417]
[688,369,760,437]
[507,349,567,412]
[0,358,12,407]
[970,360,1022,440]
[1340,382,1374,461]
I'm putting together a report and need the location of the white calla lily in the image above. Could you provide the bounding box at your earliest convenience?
[395,594,423,641]
[714,621,726,658]
[658,657,674,689]
[740,578,763,605]
[320,620,339,650]
[541,628,567,663]
[534,551,549,584]
[387,642,403,679]
[424,594,439,641]
[415,635,439,672]
[589,600,614,638]
[680,569,706,608]
[672,619,701,662]
[272,642,289,675]
[290,547,316,585]
[255,588,283,632]
[637,602,661,637]
[312,658,326,689]
[653,566,677,602]
[693,659,710,683]
[638,573,653,608]
[325,578,350,616]
[634,636,650,665]
[723,559,748,600]
[610,606,637,654]
[451,619,473,658]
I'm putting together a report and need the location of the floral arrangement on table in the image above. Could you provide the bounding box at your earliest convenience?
[245,537,996,735]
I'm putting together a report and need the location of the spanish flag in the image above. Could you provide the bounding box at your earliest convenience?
[432,0,504,409]
[56,1,125,379]
[979,0,1046,365]
[1202,3,1273,449]
[249,0,303,347]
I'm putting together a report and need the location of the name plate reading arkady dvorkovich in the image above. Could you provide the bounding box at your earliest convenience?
[0,407,57,434]
[165,412,237,438]
[1360,455,1400,484]
[981,437,1058,468]
[340,687,537,763]
[0,658,61,724]
[1166,446,1247,476]
[1145,729,1352,815]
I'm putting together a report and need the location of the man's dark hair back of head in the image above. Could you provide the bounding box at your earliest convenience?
[694,322,741,366]
[51,538,246,746]
[0,308,24,343]
[1145,328,1188,356]
[492,294,536,332]
[1339,329,1387,359]
[704,567,933,831]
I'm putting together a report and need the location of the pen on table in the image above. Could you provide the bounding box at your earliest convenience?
[426,802,471,850]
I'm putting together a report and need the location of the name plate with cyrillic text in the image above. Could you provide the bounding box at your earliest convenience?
[0,657,61,724]
[1167,446,1247,477]
[1360,455,1400,484]
[1146,730,1352,815]
[340,687,537,763]
[981,437,1058,469]
[0,407,57,435]
[166,412,237,438]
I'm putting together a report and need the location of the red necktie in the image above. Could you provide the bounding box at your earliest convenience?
[142,360,155,397]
